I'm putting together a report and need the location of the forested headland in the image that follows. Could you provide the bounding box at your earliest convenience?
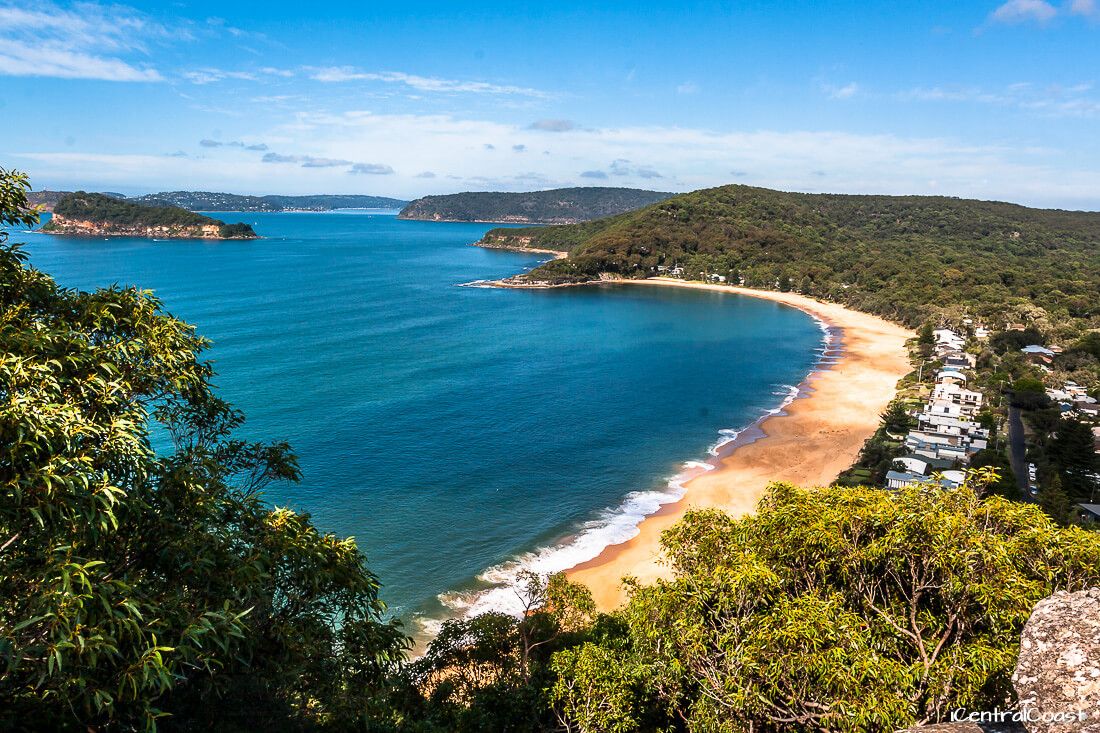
[398,187,672,224]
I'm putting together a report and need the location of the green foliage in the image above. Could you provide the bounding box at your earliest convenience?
[217,222,257,238]
[1011,377,1050,410]
[968,449,1019,500]
[1038,475,1074,526]
[991,328,1045,354]
[504,185,1100,328]
[1048,418,1100,498]
[881,399,914,434]
[408,572,598,733]
[1071,331,1100,360]
[552,477,1100,732]
[0,172,406,731]
[401,187,671,225]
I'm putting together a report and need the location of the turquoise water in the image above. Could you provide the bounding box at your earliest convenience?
[18,211,824,628]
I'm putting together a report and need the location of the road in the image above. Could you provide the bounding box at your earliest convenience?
[1007,404,1031,499]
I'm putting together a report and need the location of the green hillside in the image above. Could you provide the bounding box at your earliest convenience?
[398,186,672,224]
[499,185,1100,330]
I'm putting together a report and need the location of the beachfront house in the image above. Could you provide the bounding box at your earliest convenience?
[936,368,969,386]
[1076,503,1100,525]
[934,329,966,352]
[886,469,965,491]
[930,382,984,416]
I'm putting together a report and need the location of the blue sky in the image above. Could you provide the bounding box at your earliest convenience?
[2,0,1099,207]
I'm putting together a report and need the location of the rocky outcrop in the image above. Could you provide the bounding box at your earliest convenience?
[43,215,230,239]
[1013,588,1100,732]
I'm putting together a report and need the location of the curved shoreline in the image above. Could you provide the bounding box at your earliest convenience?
[564,278,914,610]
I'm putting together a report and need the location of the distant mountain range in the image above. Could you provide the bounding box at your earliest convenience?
[28,190,408,213]
[397,187,674,224]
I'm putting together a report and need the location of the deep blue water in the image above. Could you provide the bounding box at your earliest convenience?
[18,211,824,627]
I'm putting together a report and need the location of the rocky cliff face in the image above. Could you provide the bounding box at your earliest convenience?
[42,215,252,239]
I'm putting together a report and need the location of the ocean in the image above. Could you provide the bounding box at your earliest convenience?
[18,211,825,632]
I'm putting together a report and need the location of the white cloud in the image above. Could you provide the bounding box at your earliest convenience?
[307,67,551,97]
[0,1,167,81]
[825,82,860,100]
[990,0,1058,23]
[676,81,699,95]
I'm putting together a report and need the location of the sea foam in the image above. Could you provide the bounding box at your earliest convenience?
[418,310,837,637]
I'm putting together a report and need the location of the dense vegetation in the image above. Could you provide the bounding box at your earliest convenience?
[495,185,1100,332]
[28,189,125,210]
[398,187,672,224]
[2,170,403,730]
[5,168,1100,731]
[130,191,408,212]
[40,192,257,238]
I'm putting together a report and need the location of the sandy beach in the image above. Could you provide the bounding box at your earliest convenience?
[566,278,914,610]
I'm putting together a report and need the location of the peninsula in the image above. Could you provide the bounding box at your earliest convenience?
[398,186,672,224]
[39,192,258,239]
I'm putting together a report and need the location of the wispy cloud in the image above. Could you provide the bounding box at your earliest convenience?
[260,150,393,173]
[676,81,699,95]
[350,163,394,175]
[262,152,353,167]
[529,119,576,132]
[183,66,293,84]
[899,82,1100,117]
[608,159,663,179]
[824,82,861,100]
[990,0,1058,23]
[307,67,551,97]
[200,139,268,150]
[0,1,167,81]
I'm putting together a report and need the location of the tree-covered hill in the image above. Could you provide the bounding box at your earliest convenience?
[496,185,1100,330]
[40,192,257,238]
[398,186,673,224]
[130,191,408,212]
[28,190,126,210]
